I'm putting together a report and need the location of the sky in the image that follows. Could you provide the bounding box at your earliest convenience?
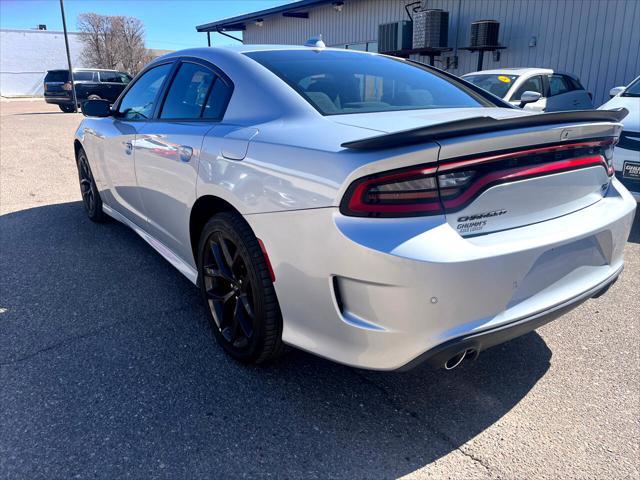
[0,0,293,49]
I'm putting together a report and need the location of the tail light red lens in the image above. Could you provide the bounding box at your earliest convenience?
[340,139,615,218]
[341,166,442,216]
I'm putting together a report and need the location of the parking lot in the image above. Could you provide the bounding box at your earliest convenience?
[0,99,638,479]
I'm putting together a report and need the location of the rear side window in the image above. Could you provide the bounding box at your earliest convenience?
[45,71,68,82]
[245,50,490,115]
[203,79,233,120]
[512,75,544,100]
[74,71,95,81]
[100,71,130,84]
[118,63,172,120]
[548,74,574,96]
[160,63,215,119]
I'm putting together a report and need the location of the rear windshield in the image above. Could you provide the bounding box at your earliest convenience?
[45,70,69,83]
[462,74,518,98]
[245,50,490,115]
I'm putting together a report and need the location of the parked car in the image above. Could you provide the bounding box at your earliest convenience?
[44,68,132,113]
[74,46,636,371]
[598,75,640,202]
[462,68,594,112]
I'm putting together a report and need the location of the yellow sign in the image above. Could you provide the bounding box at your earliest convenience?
[498,75,512,83]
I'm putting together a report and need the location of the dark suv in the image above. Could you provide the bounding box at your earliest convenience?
[44,68,132,112]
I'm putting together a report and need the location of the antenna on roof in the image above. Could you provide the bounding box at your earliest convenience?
[304,34,325,49]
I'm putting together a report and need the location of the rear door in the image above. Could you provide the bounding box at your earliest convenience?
[546,74,593,111]
[134,59,233,261]
[73,70,98,101]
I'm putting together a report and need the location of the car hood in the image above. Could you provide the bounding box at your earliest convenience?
[328,107,531,134]
[598,96,640,131]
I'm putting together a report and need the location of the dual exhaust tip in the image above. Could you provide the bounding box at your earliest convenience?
[444,348,478,370]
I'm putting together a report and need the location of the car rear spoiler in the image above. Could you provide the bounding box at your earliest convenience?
[341,108,629,150]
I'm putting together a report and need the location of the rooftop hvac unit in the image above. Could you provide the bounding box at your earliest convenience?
[470,20,500,47]
[378,21,413,53]
[413,9,449,49]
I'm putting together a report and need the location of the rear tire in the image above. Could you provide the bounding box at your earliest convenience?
[87,94,101,100]
[197,212,285,364]
[76,147,105,223]
[59,104,75,113]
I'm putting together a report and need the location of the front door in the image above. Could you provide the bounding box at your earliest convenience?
[101,62,174,225]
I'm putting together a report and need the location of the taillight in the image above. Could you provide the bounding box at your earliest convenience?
[341,139,615,218]
[340,166,442,217]
[62,82,72,91]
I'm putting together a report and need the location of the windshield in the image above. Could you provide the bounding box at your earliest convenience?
[245,50,491,115]
[622,76,640,97]
[462,74,518,99]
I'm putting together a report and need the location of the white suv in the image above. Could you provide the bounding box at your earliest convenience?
[463,68,594,112]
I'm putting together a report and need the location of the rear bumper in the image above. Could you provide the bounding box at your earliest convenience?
[246,179,636,370]
[398,266,621,370]
[44,95,72,106]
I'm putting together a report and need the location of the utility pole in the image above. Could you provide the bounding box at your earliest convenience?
[59,0,78,112]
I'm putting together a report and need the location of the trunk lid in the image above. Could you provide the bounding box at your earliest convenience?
[337,108,625,236]
[436,121,619,236]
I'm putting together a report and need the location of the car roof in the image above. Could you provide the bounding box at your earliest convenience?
[154,44,376,64]
[46,68,123,72]
[463,68,554,76]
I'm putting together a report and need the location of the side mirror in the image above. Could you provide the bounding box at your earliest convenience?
[518,91,542,108]
[609,86,625,98]
[81,99,112,117]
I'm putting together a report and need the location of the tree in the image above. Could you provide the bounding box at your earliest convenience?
[77,13,152,75]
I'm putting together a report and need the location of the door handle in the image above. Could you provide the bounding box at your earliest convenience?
[179,145,193,162]
[125,141,133,155]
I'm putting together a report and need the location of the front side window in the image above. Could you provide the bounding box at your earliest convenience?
[118,63,172,120]
[623,76,640,97]
[246,50,491,115]
[160,63,215,119]
[512,75,544,100]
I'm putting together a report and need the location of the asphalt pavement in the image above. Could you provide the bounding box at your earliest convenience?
[1,99,638,479]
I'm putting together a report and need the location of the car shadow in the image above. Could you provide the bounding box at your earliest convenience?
[0,202,551,479]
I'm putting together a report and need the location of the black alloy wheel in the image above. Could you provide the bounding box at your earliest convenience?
[198,213,284,363]
[203,231,256,348]
[76,148,105,222]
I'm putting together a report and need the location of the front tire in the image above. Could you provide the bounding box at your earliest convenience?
[76,148,105,222]
[197,212,285,364]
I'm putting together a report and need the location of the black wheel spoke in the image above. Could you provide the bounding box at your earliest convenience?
[202,230,256,348]
[218,233,237,269]
[209,240,233,279]
[238,293,255,320]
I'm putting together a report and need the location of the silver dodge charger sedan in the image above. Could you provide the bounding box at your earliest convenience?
[74,45,636,371]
